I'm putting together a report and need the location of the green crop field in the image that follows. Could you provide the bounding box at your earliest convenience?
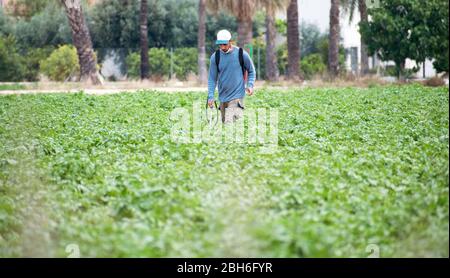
[0,85,448,257]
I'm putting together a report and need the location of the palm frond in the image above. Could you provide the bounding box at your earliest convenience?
[341,0,357,23]
[206,0,258,19]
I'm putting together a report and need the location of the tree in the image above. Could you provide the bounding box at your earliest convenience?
[422,0,448,75]
[207,0,258,47]
[0,35,25,81]
[341,0,369,75]
[0,7,13,36]
[260,0,289,81]
[4,0,53,19]
[433,48,449,75]
[73,0,249,52]
[140,0,149,79]
[265,1,278,81]
[89,0,139,49]
[328,0,340,79]
[358,0,369,75]
[11,4,71,50]
[197,0,207,84]
[300,53,326,79]
[360,0,448,81]
[318,36,346,71]
[286,0,301,80]
[300,22,324,57]
[61,0,102,84]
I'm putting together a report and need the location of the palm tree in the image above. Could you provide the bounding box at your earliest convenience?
[261,0,289,81]
[264,1,279,81]
[341,0,369,75]
[61,0,102,84]
[358,0,369,75]
[286,0,301,80]
[207,0,258,47]
[197,0,207,84]
[140,0,149,80]
[329,0,340,79]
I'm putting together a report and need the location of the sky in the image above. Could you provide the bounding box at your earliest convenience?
[299,0,331,32]
[277,0,361,48]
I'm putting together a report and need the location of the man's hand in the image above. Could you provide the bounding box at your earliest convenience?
[208,99,215,108]
[246,87,254,96]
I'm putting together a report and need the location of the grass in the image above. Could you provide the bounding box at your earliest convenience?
[0,85,448,257]
[0,83,26,91]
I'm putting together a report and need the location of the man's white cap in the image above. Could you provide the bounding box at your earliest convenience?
[216,29,232,45]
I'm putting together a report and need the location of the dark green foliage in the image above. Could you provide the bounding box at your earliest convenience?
[360,0,449,77]
[0,35,26,82]
[126,48,171,80]
[300,54,326,79]
[173,48,198,80]
[22,46,55,81]
[40,45,79,81]
[317,37,346,73]
[13,4,72,50]
[300,22,324,58]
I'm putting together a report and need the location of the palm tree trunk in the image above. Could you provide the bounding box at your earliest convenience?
[265,2,279,81]
[61,0,102,85]
[140,0,149,80]
[197,0,207,84]
[329,0,340,80]
[287,0,301,80]
[237,18,253,47]
[398,60,406,82]
[358,0,369,76]
[423,60,426,78]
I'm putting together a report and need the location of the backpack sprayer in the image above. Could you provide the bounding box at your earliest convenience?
[205,99,219,128]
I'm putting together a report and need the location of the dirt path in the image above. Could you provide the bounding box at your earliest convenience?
[0,87,211,95]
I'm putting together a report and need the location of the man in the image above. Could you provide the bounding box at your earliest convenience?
[208,29,256,124]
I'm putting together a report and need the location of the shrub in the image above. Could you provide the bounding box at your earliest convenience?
[149,48,170,80]
[383,65,397,77]
[0,35,26,82]
[276,43,288,76]
[125,52,140,79]
[0,7,13,36]
[300,54,326,80]
[40,45,79,81]
[252,38,266,80]
[126,48,171,80]
[317,37,346,73]
[173,48,197,80]
[433,50,449,75]
[383,65,419,80]
[23,46,55,81]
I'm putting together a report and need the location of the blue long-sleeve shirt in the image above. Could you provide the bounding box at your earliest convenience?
[208,46,256,103]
